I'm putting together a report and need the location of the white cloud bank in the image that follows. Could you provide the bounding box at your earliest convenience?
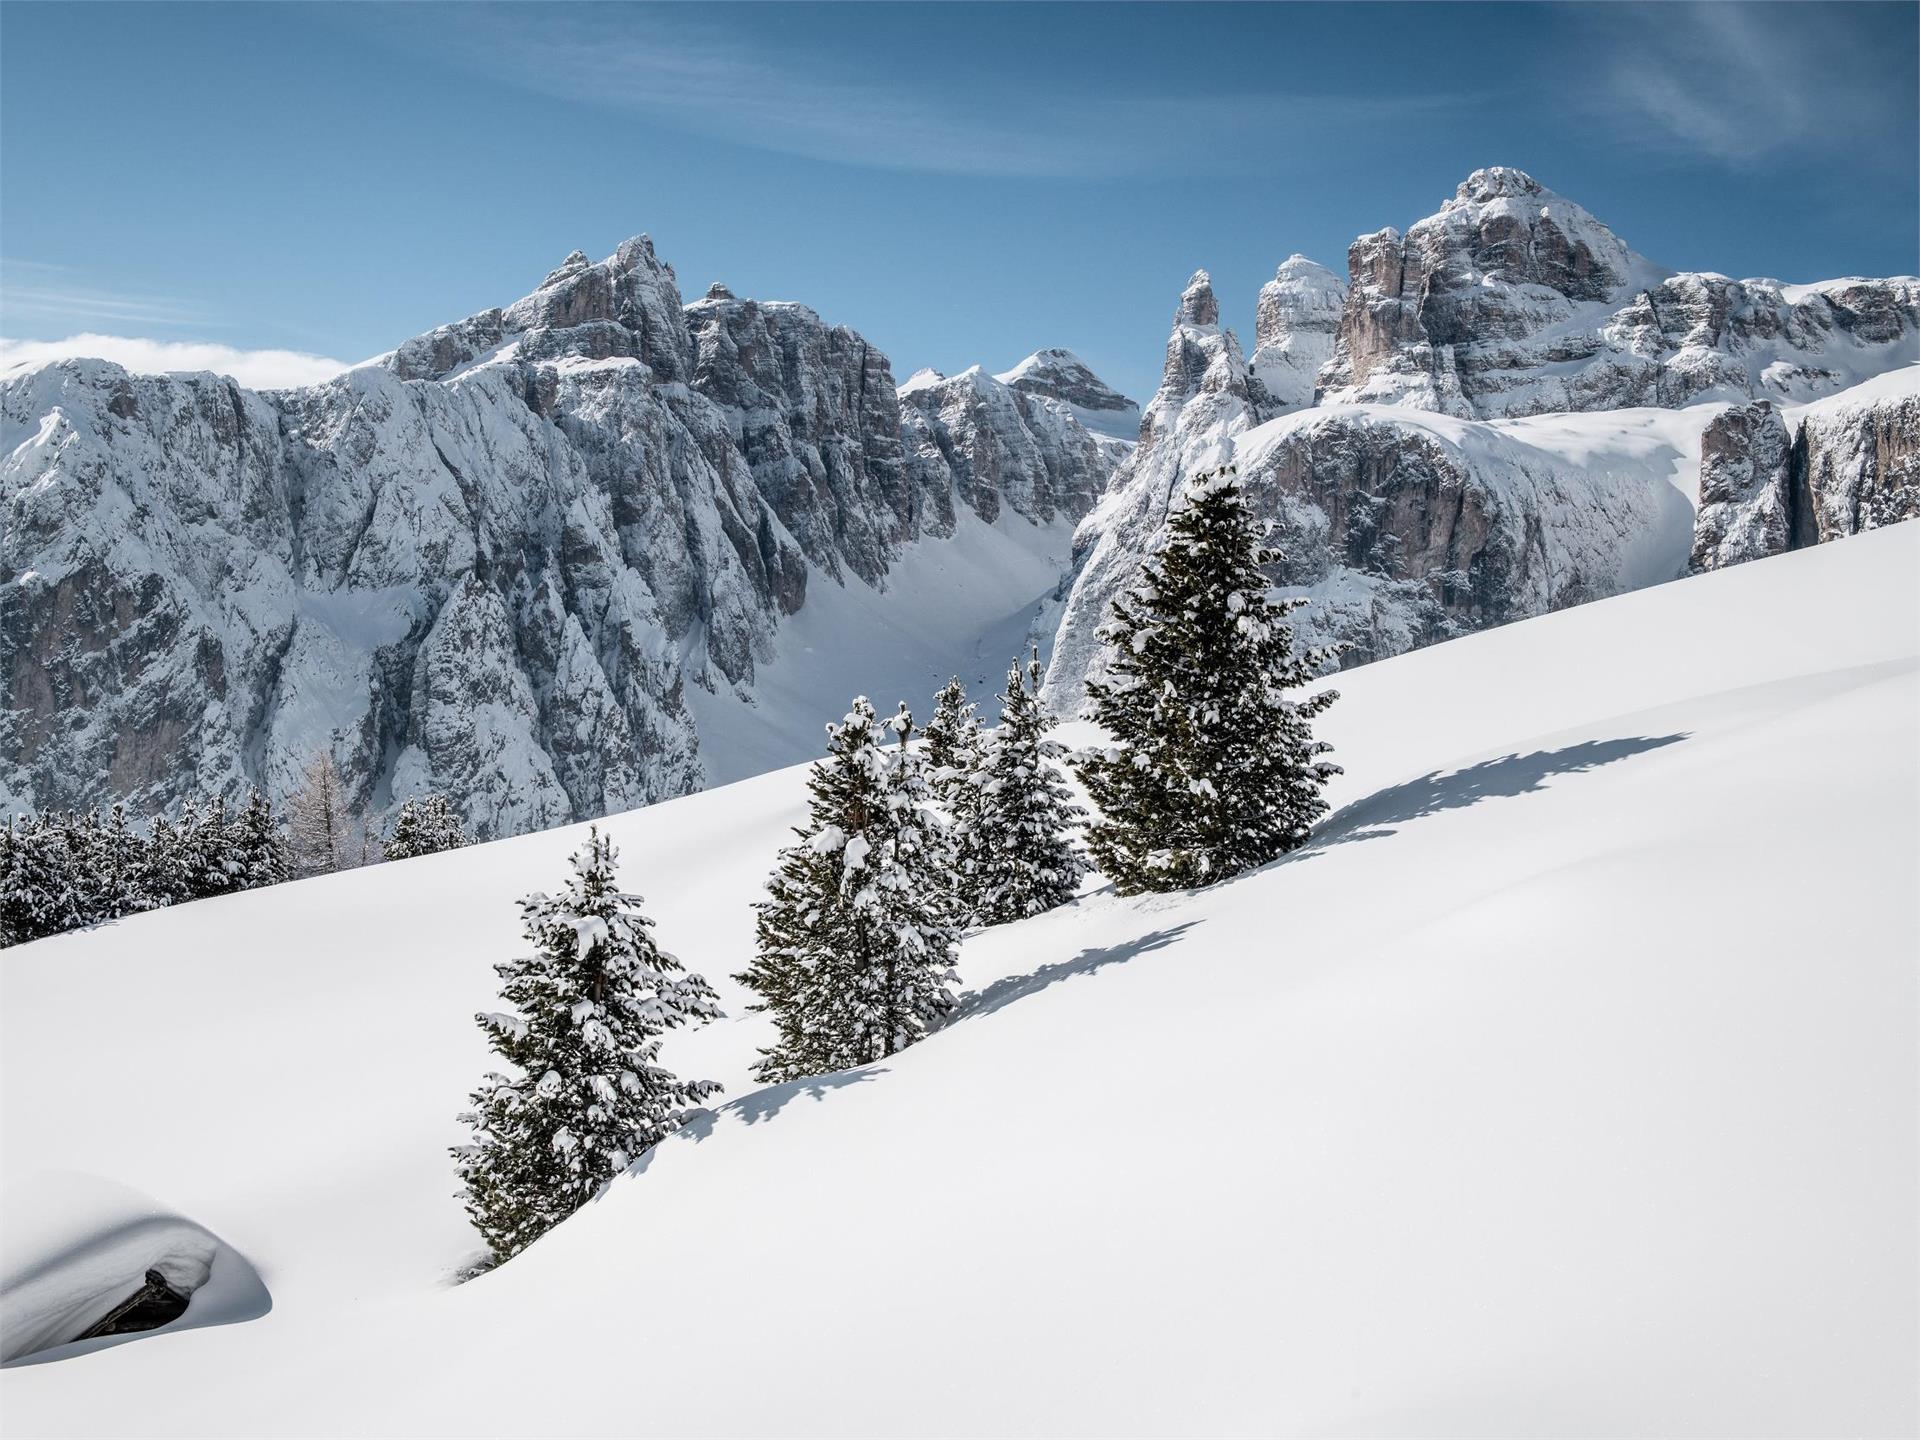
[0,334,349,390]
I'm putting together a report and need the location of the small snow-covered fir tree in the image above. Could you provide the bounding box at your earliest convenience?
[737,698,960,1083]
[965,648,1088,924]
[384,794,469,861]
[99,802,156,919]
[178,796,240,901]
[141,813,190,908]
[454,826,722,1261]
[0,814,79,944]
[232,791,292,890]
[1073,465,1343,893]
[921,676,988,920]
[922,678,985,795]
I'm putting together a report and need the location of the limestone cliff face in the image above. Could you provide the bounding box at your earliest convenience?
[1319,168,1920,418]
[896,364,1125,530]
[1689,402,1795,572]
[0,241,1127,834]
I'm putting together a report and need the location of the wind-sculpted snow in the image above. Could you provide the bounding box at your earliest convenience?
[0,242,1128,833]
[1319,168,1920,418]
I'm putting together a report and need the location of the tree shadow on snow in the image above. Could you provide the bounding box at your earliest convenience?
[1314,733,1690,850]
[945,923,1201,1028]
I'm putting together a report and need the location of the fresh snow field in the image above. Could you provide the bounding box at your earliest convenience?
[2,524,1915,1436]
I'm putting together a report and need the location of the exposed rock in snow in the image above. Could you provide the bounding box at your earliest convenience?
[1045,270,1261,713]
[993,347,1140,442]
[897,364,1125,529]
[1250,255,1347,413]
[1689,402,1795,572]
[1319,168,1920,417]
[0,241,1123,834]
[1790,365,1920,546]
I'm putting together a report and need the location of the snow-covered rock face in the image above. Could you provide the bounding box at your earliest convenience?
[1792,369,1920,545]
[1250,255,1347,413]
[896,365,1126,529]
[1046,271,1261,713]
[992,347,1141,442]
[1689,402,1795,572]
[0,240,1126,834]
[1319,168,1920,417]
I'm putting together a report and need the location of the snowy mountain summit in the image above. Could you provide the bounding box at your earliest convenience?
[0,238,1132,835]
[1045,167,1920,713]
[992,347,1142,441]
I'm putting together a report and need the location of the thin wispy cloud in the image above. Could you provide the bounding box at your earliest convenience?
[0,334,349,390]
[1578,3,1912,168]
[1,259,202,330]
[407,10,1467,179]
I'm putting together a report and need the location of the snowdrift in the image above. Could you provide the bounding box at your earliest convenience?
[2,524,1915,1435]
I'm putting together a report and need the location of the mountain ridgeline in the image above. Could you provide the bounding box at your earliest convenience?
[0,242,1126,835]
[5,167,1917,836]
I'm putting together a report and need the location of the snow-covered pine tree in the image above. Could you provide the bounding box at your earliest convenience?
[1073,465,1344,893]
[383,794,469,861]
[736,698,960,1084]
[966,648,1088,924]
[453,826,722,1261]
[922,678,985,797]
[232,792,292,890]
[0,813,79,944]
[62,810,109,927]
[179,796,240,901]
[920,676,989,921]
[141,813,189,908]
[99,801,155,920]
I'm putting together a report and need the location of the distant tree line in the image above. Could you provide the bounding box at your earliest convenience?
[0,751,471,949]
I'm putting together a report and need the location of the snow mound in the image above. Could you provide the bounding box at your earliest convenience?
[1,525,1914,1433]
[1,1173,269,1365]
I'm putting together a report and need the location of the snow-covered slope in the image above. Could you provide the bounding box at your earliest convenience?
[0,246,1129,836]
[4,525,1914,1434]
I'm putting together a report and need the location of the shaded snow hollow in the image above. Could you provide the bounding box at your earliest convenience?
[1,525,1915,1433]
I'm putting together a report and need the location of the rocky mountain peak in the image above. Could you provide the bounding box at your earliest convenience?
[1177,270,1220,328]
[704,282,735,301]
[1456,166,1544,203]
[993,348,1139,440]
[1253,255,1348,413]
[540,250,592,288]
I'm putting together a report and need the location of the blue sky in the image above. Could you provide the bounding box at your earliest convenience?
[3,1,1915,400]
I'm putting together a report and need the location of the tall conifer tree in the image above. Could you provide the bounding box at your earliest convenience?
[737,698,960,1083]
[965,649,1088,924]
[1074,466,1343,893]
[454,827,721,1261]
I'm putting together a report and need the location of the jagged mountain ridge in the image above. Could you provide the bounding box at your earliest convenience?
[1046,168,1918,714]
[0,238,1130,834]
[1317,167,1919,417]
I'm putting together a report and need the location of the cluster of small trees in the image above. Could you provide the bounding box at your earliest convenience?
[1,753,472,949]
[0,795,288,946]
[454,466,1340,1264]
